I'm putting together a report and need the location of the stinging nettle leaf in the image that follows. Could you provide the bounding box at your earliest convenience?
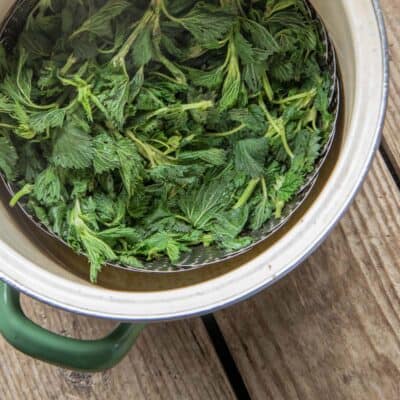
[251,197,272,230]
[220,56,241,111]
[0,136,18,180]
[51,120,94,169]
[178,179,229,229]
[241,18,280,54]
[116,138,144,197]
[29,108,66,133]
[92,133,120,174]
[187,66,225,89]
[179,149,226,166]
[70,0,131,39]
[131,25,154,67]
[235,137,269,178]
[165,2,235,46]
[33,166,62,206]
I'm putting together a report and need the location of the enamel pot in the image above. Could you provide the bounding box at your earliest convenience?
[0,0,389,371]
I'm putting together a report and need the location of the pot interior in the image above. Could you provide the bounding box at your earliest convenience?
[0,0,386,320]
[0,0,347,291]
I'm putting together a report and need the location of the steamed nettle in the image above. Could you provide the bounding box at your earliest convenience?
[0,0,334,282]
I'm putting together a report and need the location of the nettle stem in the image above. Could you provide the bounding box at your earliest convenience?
[127,131,174,167]
[158,0,180,23]
[233,178,260,209]
[112,9,156,66]
[9,184,34,207]
[261,177,268,198]
[145,100,214,121]
[127,131,156,167]
[274,88,317,105]
[259,96,294,159]
[0,123,18,130]
[60,54,77,76]
[206,123,246,137]
[262,72,274,102]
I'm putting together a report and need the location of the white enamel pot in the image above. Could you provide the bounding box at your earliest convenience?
[0,0,389,371]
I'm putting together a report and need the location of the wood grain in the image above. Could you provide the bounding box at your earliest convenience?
[215,153,400,400]
[0,299,235,400]
[381,0,400,174]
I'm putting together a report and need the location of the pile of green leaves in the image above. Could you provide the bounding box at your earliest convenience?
[0,0,334,282]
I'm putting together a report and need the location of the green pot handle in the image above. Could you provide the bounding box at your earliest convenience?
[0,281,145,371]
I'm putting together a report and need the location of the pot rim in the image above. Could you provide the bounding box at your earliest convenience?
[0,0,390,322]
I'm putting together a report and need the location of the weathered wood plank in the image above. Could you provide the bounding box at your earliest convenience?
[381,0,400,173]
[0,299,236,400]
[215,153,400,400]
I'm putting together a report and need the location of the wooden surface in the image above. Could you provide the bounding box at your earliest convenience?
[0,299,236,400]
[1,2,399,399]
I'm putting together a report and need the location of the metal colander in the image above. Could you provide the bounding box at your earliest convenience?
[0,0,340,273]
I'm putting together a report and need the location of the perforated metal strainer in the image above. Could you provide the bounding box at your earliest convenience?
[0,0,340,273]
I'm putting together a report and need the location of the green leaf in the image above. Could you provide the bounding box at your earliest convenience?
[229,105,267,133]
[149,163,205,186]
[92,133,120,174]
[292,129,322,172]
[116,138,143,197]
[135,232,188,263]
[241,18,280,54]
[69,171,91,198]
[19,142,44,182]
[130,66,145,102]
[235,35,255,65]
[234,137,269,177]
[127,188,150,219]
[0,93,16,114]
[51,119,94,169]
[250,197,272,230]
[187,66,225,89]
[29,108,66,133]
[19,29,52,58]
[179,149,226,166]
[242,62,265,93]
[118,255,144,269]
[270,58,295,82]
[166,2,234,46]
[0,136,18,180]
[265,0,300,17]
[217,235,252,251]
[271,170,304,217]
[220,57,241,111]
[212,206,249,240]
[93,193,118,224]
[178,179,230,229]
[95,66,131,129]
[69,200,117,282]
[49,204,67,236]
[70,0,131,39]
[97,227,141,243]
[33,167,62,206]
[131,25,154,67]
